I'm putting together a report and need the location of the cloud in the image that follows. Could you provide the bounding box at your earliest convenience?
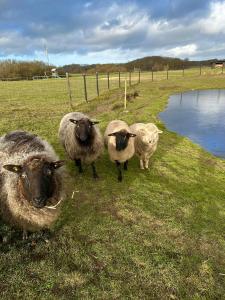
[0,0,224,65]
[199,1,225,34]
[166,44,198,57]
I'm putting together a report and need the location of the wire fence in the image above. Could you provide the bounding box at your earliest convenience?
[0,66,224,109]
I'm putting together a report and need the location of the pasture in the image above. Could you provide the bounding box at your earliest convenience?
[0,71,225,299]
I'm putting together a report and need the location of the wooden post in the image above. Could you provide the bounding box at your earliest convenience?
[183,65,184,77]
[124,78,127,110]
[66,72,73,109]
[96,72,99,97]
[222,64,224,74]
[119,71,121,87]
[107,72,110,89]
[129,71,131,86]
[152,68,154,81]
[138,69,141,83]
[200,64,202,76]
[167,67,169,80]
[83,74,88,102]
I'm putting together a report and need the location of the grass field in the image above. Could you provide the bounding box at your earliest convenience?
[0,71,225,299]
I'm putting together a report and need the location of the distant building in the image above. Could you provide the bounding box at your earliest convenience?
[212,61,225,68]
[51,68,60,78]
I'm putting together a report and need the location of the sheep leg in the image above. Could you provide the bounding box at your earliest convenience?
[144,159,149,169]
[22,230,28,240]
[140,159,144,170]
[124,160,128,171]
[91,162,99,179]
[116,161,122,182]
[75,159,83,173]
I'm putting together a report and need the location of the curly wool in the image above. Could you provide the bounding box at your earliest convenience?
[58,112,103,164]
[129,123,162,168]
[104,120,135,163]
[0,131,65,232]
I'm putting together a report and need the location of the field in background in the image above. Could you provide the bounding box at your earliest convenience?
[0,66,224,107]
[0,72,225,299]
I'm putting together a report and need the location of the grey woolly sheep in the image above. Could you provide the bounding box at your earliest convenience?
[0,131,65,239]
[58,112,103,179]
[129,123,162,169]
[104,120,136,182]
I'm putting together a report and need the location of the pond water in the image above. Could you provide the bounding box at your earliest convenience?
[159,89,225,158]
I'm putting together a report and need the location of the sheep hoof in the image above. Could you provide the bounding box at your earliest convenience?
[118,176,122,182]
[93,173,99,180]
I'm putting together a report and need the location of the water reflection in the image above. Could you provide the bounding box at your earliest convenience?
[159,89,225,158]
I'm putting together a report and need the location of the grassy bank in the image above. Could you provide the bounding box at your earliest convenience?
[0,74,225,299]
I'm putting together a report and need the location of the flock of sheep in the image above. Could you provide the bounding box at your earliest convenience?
[0,111,162,239]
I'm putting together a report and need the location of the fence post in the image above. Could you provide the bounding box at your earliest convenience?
[119,71,121,87]
[151,68,154,81]
[167,67,169,80]
[138,69,141,83]
[182,65,184,77]
[107,72,110,89]
[200,64,202,76]
[83,74,88,102]
[96,72,99,97]
[124,78,127,111]
[129,71,131,86]
[66,72,73,109]
[222,64,224,74]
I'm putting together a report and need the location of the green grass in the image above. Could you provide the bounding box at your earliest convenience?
[0,72,225,299]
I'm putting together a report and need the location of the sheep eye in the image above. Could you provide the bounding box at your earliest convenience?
[46,169,52,176]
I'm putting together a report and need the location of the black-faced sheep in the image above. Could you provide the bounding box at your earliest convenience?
[129,123,162,169]
[58,112,103,179]
[0,131,65,238]
[104,120,136,182]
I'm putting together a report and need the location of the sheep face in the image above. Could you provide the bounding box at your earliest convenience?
[108,130,136,151]
[70,118,99,146]
[3,157,64,209]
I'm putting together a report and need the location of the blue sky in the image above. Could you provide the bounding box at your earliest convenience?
[0,0,224,66]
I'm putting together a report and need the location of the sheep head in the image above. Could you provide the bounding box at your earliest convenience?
[70,117,99,146]
[108,130,136,151]
[3,156,64,209]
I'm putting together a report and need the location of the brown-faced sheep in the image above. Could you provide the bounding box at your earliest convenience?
[0,131,65,238]
[58,112,103,179]
[129,123,162,169]
[104,120,136,182]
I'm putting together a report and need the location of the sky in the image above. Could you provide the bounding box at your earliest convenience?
[0,0,224,66]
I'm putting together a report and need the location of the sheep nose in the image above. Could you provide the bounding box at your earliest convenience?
[33,196,47,208]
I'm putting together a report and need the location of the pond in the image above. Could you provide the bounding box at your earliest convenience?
[159,89,225,158]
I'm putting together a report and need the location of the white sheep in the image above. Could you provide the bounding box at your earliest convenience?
[104,120,136,181]
[129,123,162,169]
[0,131,65,239]
[58,112,103,179]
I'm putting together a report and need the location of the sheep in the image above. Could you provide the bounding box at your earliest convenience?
[0,131,65,239]
[58,112,103,179]
[129,123,163,170]
[104,120,136,182]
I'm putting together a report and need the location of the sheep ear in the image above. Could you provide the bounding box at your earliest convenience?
[108,132,116,136]
[3,164,23,174]
[158,130,163,134]
[128,133,136,137]
[50,160,65,169]
[91,121,99,125]
[69,119,78,124]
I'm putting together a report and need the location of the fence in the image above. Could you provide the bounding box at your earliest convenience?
[0,66,224,109]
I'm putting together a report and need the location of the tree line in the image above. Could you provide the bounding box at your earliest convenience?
[0,60,53,79]
[0,56,221,79]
